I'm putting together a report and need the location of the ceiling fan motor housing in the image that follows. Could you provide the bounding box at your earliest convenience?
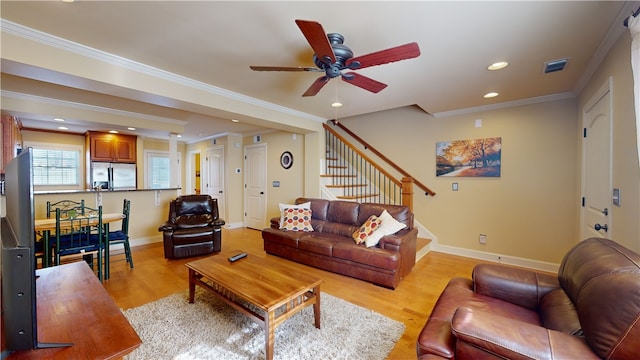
[313,33,354,78]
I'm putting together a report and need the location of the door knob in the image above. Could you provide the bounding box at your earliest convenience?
[594,223,608,232]
[602,208,608,216]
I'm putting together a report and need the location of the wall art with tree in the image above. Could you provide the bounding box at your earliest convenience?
[436,137,501,177]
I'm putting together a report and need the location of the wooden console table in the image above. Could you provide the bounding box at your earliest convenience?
[5,262,141,359]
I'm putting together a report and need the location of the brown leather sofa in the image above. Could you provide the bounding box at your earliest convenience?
[417,237,640,360]
[159,194,225,259]
[262,198,417,289]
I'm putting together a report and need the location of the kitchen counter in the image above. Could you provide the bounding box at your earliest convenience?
[34,187,180,195]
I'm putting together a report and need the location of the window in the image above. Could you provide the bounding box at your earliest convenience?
[145,151,180,189]
[30,145,82,187]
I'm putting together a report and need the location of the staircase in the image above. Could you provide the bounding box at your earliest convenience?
[322,122,434,260]
[321,153,381,201]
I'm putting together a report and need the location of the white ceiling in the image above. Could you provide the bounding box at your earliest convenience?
[1,1,638,143]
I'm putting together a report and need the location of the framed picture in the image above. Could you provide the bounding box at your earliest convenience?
[280,151,293,169]
[436,137,501,177]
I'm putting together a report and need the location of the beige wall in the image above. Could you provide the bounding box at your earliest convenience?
[339,99,579,264]
[577,33,639,253]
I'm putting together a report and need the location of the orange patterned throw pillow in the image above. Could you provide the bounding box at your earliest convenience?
[352,215,382,244]
[280,208,314,231]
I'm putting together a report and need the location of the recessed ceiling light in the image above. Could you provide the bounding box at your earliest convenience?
[109,130,119,134]
[177,134,182,138]
[54,118,65,122]
[231,119,239,123]
[58,126,68,130]
[331,102,343,108]
[488,61,508,71]
[128,127,136,131]
[484,92,499,98]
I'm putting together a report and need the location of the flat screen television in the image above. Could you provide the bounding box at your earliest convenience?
[1,148,71,353]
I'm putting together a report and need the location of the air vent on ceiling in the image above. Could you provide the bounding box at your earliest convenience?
[544,58,568,74]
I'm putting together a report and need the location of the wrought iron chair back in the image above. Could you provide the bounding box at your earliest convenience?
[54,204,105,281]
[46,199,86,218]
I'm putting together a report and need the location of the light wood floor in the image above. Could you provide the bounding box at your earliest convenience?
[103,228,490,360]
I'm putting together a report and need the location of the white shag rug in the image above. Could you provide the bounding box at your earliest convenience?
[123,288,405,360]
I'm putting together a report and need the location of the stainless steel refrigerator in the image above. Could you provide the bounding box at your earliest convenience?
[91,162,137,190]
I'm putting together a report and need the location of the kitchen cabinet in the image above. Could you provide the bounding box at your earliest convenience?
[86,131,137,163]
[1,116,23,173]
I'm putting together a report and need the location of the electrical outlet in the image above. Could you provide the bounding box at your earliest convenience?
[479,234,487,244]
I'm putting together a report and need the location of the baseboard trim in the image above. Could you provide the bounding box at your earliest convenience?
[431,243,560,273]
[129,235,162,248]
[225,222,245,229]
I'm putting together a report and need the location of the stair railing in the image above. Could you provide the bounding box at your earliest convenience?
[324,123,416,210]
[328,120,436,197]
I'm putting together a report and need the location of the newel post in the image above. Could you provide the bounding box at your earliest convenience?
[401,177,414,212]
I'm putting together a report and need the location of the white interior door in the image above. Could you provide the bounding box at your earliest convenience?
[581,81,612,240]
[244,144,267,229]
[186,149,200,195]
[205,146,225,219]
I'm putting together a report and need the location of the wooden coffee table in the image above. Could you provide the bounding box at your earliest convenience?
[185,250,323,360]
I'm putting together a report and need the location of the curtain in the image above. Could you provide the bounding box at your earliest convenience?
[630,14,640,168]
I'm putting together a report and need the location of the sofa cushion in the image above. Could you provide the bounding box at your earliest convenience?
[171,227,214,245]
[558,238,640,359]
[296,198,330,221]
[352,214,382,244]
[417,277,542,358]
[262,227,301,248]
[175,197,212,216]
[297,233,344,256]
[280,208,314,231]
[332,242,399,270]
[176,214,212,229]
[539,288,583,336]
[326,201,360,225]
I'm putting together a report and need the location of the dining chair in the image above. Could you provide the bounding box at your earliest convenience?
[38,199,87,268]
[46,199,86,218]
[53,204,105,281]
[106,199,133,269]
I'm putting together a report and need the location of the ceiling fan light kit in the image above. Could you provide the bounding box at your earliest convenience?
[250,19,421,97]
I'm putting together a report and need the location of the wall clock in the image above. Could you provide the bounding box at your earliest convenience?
[280,151,293,169]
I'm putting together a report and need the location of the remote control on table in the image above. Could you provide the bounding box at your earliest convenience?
[228,252,247,262]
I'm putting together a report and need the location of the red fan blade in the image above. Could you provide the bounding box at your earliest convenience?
[250,66,322,72]
[302,76,330,97]
[295,20,336,64]
[342,72,387,93]
[346,42,420,70]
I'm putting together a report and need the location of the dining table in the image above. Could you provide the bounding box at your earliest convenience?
[35,212,125,279]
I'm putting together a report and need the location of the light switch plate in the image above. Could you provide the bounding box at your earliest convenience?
[452,183,459,191]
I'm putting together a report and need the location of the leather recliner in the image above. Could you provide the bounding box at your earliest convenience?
[159,194,225,259]
[417,237,640,360]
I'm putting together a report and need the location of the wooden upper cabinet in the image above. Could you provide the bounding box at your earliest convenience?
[1,116,23,173]
[87,131,136,163]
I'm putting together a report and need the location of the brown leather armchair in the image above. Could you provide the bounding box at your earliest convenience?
[159,195,225,259]
[417,238,640,360]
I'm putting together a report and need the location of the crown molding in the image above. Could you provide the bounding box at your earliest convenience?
[1,90,188,126]
[432,92,576,118]
[1,19,326,124]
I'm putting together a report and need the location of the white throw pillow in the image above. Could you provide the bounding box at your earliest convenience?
[279,202,311,228]
[364,210,407,248]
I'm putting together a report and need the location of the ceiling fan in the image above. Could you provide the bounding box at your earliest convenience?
[250,19,421,97]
